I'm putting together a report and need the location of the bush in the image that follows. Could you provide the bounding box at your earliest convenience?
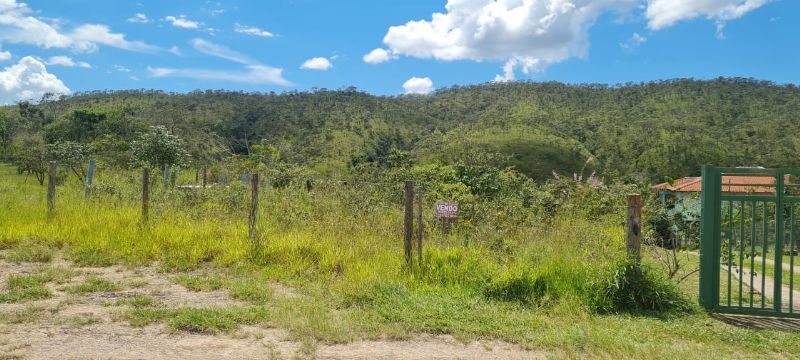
[595,260,691,313]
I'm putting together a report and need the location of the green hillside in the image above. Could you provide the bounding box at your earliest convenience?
[2,78,799,182]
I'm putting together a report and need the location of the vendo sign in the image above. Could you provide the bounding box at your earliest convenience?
[435,201,459,219]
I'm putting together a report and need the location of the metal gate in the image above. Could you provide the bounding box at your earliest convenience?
[699,166,800,317]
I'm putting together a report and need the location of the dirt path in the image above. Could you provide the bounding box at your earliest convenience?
[753,255,800,275]
[727,265,800,310]
[0,254,546,360]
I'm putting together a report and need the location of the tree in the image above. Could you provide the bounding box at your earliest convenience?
[10,133,47,185]
[0,112,8,154]
[47,141,89,181]
[131,125,190,169]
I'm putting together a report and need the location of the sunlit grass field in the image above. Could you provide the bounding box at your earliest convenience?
[2,163,800,359]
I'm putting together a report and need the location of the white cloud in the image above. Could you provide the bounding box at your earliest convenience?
[169,46,183,56]
[363,48,395,64]
[300,57,332,70]
[191,38,254,64]
[619,32,647,50]
[127,13,150,24]
[494,59,518,82]
[377,0,638,78]
[155,38,289,85]
[68,24,158,53]
[0,51,10,61]
[375,0,769,78]
[0,56,69,104]
[0,1,156,53]
[646,0,769,31]
[114,65,130,73]
[402,77,433,95]
[147,65,290,86]
[45,55,91,68]
[165,15,202,29]
[234,23,273,37]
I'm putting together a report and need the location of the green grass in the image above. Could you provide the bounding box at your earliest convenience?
[5,243,54,263]
[0,306,45,324]
[67,314,102,327]
[116,294,156,308]
[172,274,224,292]
[0,274,53,303]
[61,276,120,294]
[2,164,800,358]
[123,306,271,334]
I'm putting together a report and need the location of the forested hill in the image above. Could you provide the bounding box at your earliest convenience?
[2,78,799,183]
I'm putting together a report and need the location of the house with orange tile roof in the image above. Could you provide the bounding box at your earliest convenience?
[652,174,785,201]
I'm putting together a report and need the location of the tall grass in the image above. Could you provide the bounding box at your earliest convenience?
[0,164,690,337]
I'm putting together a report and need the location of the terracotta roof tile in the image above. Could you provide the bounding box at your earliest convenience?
[653,175,789,194]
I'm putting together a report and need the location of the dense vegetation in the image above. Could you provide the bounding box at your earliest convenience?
[2,77,799,184]
[2,78,800,357]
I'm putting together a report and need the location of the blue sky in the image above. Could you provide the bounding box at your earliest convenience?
[0,0,797,103]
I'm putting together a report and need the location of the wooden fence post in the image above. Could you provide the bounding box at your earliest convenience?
[404,181,414,266]
[84,159,96,198]
[202,166,208,188]
[163,164,170,191]
[627,194,642,264]
[249,173,260,248]
[141,168,150,222]
[47,161,56,215]
[170,169,177,189]
[417,188,423,265]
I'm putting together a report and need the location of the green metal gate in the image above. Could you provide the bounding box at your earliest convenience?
[699,165,800,317]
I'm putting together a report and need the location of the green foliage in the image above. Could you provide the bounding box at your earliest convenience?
[1,79,798,183]
[596,260,691,313]
[9,132,47,185]
[131,125,190,169]
[46,141,89,180]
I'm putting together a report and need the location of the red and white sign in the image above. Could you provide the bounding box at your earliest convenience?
[435,201,459,219]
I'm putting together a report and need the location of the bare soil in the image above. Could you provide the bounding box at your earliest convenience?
[0,254,547,360]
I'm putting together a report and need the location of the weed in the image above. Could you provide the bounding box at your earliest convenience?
[6,243,53,263]
[172,274,223,292]
[116,295,155,308]
[0,306,45,324]
[62,277,120,295]
[0,275,52,303]
[67,314,102,327]
[226,278,273,303]
[123,306,271,334]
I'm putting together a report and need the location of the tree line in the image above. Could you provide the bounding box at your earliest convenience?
[1,77,798,185]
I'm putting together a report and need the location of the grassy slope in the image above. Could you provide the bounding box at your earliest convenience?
[1,164,799,359]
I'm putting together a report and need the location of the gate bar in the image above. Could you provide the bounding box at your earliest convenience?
[774,172,784,312]
[700,165,722,310]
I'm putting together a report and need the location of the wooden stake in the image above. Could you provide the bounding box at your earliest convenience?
[163,164,170,191]
[47,161,56,215]
[142,168,150,222]
[84,159,96,198]
[202,166,208,188]
[404,181,414,266]
[626,194,642,264]
[249,173,260,244]
[416,188,423,265]
[170,169,177,189]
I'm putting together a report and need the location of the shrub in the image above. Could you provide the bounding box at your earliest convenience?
[595,260,691,313]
